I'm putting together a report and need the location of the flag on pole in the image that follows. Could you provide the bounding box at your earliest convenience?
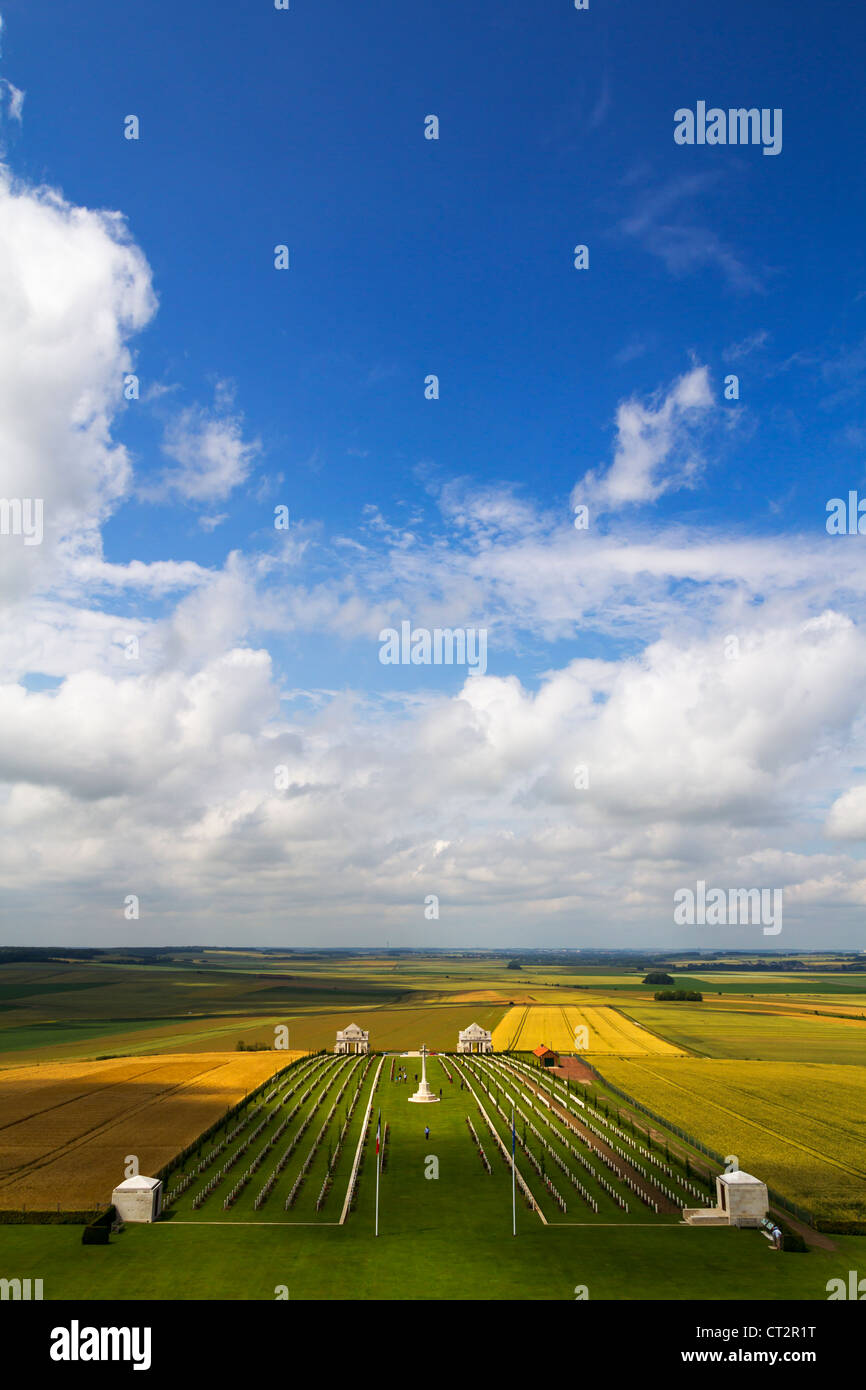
[375,1109,382,1237]
[511,1102,517,1237]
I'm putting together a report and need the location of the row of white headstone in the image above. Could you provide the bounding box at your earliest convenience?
[314,1058,373,1211]
[475,1057,635,1215]
[165,1053,338,1210]
[280,1064,358,1209]
[236,1057,350,1210]
[344,1064,383,1214]
[507,1055,711,1207]
[497,1057,702,1214]
[453,1061,536,1210]
[460,1059,557,1208]
[465,1115,492,1174]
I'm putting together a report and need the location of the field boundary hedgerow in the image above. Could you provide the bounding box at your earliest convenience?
[0,1208,100,1225]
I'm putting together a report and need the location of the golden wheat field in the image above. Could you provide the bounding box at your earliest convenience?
[0,1052,301,1210]
[491,1004,684,1055]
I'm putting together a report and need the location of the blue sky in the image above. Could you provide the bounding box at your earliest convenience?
[2,0,866,946]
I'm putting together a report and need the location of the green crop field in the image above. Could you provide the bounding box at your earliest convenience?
[596,1056,866,1225]
[679,973,866,998]
[623,1004,866,1065]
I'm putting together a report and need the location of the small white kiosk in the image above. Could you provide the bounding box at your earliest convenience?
[111,1175,163,1223]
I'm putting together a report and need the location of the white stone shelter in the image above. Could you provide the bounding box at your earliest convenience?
[683,1169,769,1228]
[335,1023,370,1054]
[111,1175,162,1223]
[457,1022,493,1054]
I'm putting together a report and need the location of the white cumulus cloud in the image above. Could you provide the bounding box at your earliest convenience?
[576,364,714,510]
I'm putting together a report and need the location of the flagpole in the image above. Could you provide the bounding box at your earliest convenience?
[511,1103,516,1237]
[375,1109,381,1237]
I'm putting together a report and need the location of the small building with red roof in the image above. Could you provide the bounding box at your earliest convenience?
[532,1044,559,1068]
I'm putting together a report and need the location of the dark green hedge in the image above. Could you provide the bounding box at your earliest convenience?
[0,1210,97,1226]
[81,1205,116,1245]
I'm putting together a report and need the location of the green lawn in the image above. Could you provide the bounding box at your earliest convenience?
[2,1215,861,1301]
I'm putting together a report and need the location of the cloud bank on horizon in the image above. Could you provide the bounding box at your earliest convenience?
[1,2,866,948]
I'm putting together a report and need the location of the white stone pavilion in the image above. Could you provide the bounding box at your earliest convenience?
[457,1022,493,1054]
[334,1023,370,1055]
[683,1170,769,1227]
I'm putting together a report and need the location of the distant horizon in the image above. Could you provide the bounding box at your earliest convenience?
[5,942,864,958]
